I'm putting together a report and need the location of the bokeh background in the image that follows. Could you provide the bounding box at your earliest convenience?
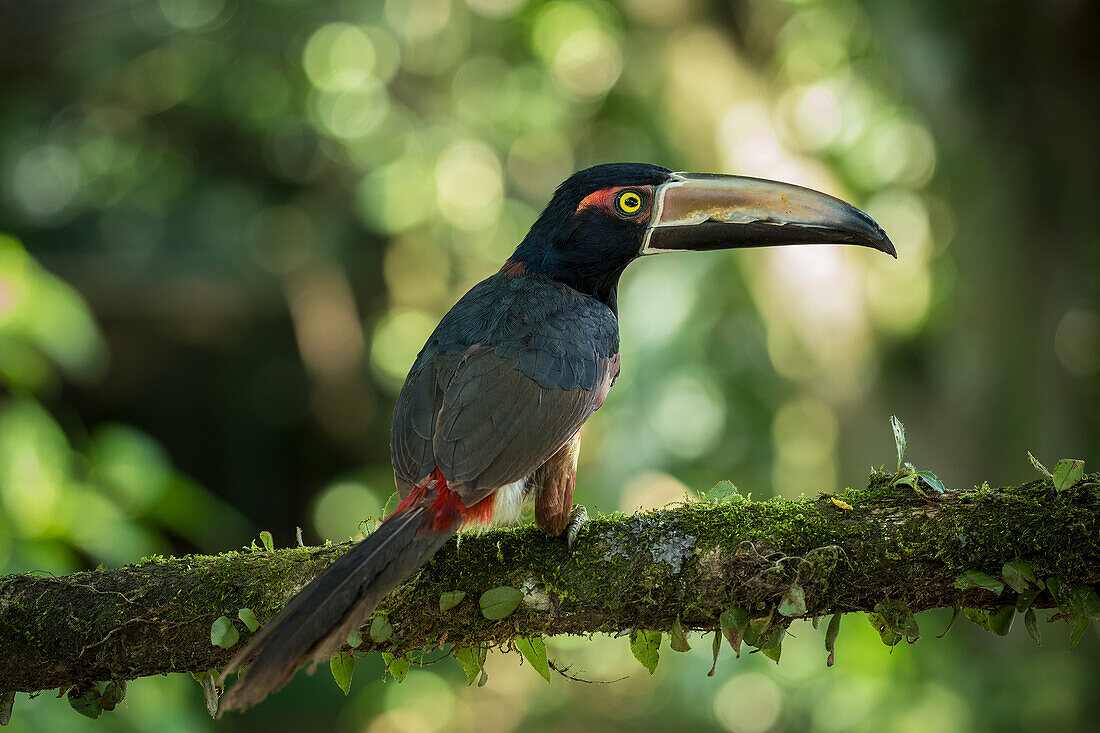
[1,0,1098,730]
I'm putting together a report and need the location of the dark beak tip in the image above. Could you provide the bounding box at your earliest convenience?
[854,215,895,258]
[855,212,896,258]
[878,235,898,259]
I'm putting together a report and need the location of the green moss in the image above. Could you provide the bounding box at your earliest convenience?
[5,473,1100,693]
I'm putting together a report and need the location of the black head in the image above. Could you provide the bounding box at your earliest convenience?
[506,162,895,313]
[508,163,673,312]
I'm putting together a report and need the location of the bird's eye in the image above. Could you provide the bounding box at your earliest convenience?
[615,190,644,216]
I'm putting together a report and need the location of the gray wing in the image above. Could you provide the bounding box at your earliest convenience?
[432,345,617,503]
[390,273,620,502]
[390,352,462,496]
[390,345,617,504]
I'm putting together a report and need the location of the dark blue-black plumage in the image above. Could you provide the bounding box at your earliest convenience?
[409,273,619,391]
[389,163,673,501]
[408,163,674,388]
[391,272,619,500]
[510,162,672,312]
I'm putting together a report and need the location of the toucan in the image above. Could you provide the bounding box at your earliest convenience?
[219,162,895,712]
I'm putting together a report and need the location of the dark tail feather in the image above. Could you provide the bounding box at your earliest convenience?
[218,505,457,715]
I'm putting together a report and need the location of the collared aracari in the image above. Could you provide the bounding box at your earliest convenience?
[219,163,894,712]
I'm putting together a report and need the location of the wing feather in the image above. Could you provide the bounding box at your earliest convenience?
[389,273,620,503]
[433,346,614,502]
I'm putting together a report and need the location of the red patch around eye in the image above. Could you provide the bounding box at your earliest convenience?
[576,185,653,217]
[577,186,623,212]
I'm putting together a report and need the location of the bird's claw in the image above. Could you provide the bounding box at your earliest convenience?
[566,504,588,549]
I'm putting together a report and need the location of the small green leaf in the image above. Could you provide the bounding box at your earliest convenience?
[670,617,691,652]
[761,643,782,664]
[706,480,739,503]
[874,600,919,639]
[719,607,747,657]
[515,637,551,683]
[1025,607,1041,645]
[347,629,363,648]
[866,612,901,647]
[1069,615,1090,649]
[1001,566,1027,594]
[479,586,523,621]
[708,630,721,676]
[0,690,14,726]
[439,591,466,612]
[1047,578,1064,606]
[210,616,239,649]
[738,619,759,647]
[890,415,906,472]
[748,613,772,642]
[778,584,807,617]
[1056,584,1100,618]
[825,612,841,667]
[1052,459,1085,492]
[67,685,103,720]
[915,470,946,493]
[1080,587,1100,618]
[1016,587,1042,613]
[195,670,219,718]
[381,653,410,682]
[1027,451,1052,478]
[938,607,961,638]
[964,606,1014,636]
[381,491,400,519]
[893,474,918,489]
[630,630,661,674]
[330,652,354,695]
[754,626,785,652]
[237,608,260,632]
[100,681,126,712]
[452,647,483,685]
[369,614,393,643]
[955,570,1004,595]
[259,530,274,552]
[1002,559,1043,594]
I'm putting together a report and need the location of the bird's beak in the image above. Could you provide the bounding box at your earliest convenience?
[641,173,896,258]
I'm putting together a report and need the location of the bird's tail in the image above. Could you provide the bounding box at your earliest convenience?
[218,470,478,715]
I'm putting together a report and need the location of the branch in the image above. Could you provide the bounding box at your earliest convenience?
[2,472,1098,695]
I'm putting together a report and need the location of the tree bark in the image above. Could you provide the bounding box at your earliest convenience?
[2,472,1098,694]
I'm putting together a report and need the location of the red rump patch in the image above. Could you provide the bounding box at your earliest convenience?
[464,494,496,527]
[426,483,466,532]
[390,468,496,534]
[390,471,437,516]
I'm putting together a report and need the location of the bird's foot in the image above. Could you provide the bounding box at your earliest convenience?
[566,504,588,549]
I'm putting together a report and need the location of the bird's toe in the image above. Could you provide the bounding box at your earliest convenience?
[566,504,588,549]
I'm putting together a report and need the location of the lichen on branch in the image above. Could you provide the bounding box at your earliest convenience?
[2,471,1099,705]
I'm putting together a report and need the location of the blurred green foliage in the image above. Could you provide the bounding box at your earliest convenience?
[1,0,1098,731]
[0,234,247,573]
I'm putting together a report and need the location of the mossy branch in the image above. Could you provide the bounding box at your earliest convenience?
[2,472,1099,694]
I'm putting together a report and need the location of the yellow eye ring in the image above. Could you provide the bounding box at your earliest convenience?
[616,190,643,215]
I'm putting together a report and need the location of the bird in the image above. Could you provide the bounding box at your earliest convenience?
[218,162,895,713]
